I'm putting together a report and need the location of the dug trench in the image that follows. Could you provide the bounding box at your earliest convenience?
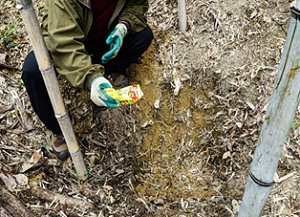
[128,31,216,203]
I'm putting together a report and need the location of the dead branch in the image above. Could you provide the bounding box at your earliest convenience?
[30,186,95,210]
[0,184,34,217]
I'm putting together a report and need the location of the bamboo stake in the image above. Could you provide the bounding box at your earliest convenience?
[178,0,187,31]
[238,1,300,216]
[16,0,88,181]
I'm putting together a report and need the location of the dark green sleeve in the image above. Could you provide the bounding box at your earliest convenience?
[119,0,149,33]
[44,0,103,90]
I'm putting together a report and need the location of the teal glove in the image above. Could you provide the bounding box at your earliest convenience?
[90,77,119,108]
[102,23,128,64]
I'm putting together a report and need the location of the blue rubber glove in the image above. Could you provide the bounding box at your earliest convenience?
[90,77,119,108]
[102,23,128,64]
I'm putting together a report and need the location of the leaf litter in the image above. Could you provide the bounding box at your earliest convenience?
[1,0,300,216]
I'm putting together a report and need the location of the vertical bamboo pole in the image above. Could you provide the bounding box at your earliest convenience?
[16,0,88,181]
[238,1,300,216]
[178,0,187,31]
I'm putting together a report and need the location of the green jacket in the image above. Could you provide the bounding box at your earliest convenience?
[42,0,148,90]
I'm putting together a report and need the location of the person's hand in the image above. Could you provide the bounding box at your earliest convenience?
[90,77,119,108]
[102,23,128,64]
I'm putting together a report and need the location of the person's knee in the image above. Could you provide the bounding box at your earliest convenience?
[145,26,154,45]
[125,25,153,54]
[140,25,154,49]
[21,52,42,83]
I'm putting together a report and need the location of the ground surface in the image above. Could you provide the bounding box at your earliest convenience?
[1,0,300,216]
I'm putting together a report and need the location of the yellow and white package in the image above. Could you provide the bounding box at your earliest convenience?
[104,84,144,106]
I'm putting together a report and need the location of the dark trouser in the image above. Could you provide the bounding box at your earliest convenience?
[22,26,153,134]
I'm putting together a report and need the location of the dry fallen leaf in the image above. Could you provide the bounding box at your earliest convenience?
[1,68,9,73]
[115,169,125,175]
[273,172,279,183]
[141,120,154,128]
[11,90,35,131]
[222,151,231,160]
[20,149,43,173]
[220,12,227,21]
[102,185,113,190]
[173,67,182,96]
[250,10,257,19]
[110,195,115,204]
[209,45,218,59]
[154,199,164,205]
[236,122,243,128]
[232,199,240,213]
[162,4,168,13]
[0,75,5,85]
[279,7,290,13]
[278,172,294,183]
[89,154,95,166]
[154,99,160,109]
[0,171,17,191]
[180,73,190,81]
[29,173,44,187]
[14,174,29,186]
[246,101,255,110]
[0,53,7,65]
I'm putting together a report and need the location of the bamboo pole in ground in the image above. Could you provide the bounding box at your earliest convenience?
[178,0,187,31]
[16,0,88,181]
[238,1,300,216]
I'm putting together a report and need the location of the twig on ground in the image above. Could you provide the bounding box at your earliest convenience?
[268,8,287,36]
[30,186,95,210]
